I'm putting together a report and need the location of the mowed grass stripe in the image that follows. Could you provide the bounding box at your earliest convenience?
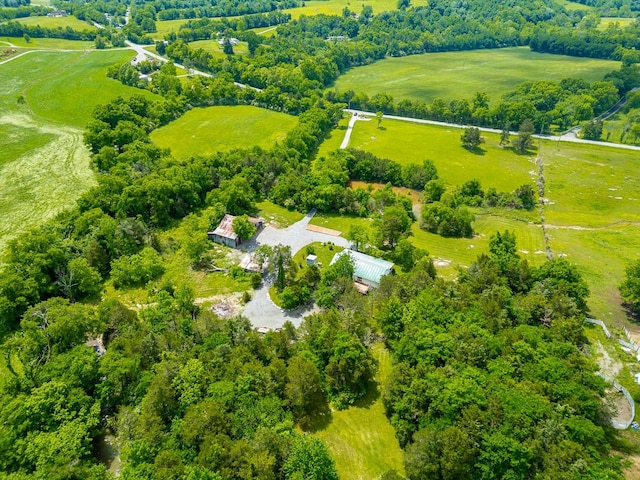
[150,105,298,159]
[332,47,620,104]
[13,15,96,31]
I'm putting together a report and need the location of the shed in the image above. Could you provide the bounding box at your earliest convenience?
[208,214,264,248]
[330,250,394,289]
[306,254,318,265]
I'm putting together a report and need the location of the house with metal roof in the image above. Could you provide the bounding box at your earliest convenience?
[330,250,394,289]
[208,214,264,248]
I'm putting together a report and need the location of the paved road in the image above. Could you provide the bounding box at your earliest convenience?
[241,210,350,329]
[344,109,640,152]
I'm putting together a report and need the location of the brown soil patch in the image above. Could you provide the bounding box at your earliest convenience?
[306,224,342,236]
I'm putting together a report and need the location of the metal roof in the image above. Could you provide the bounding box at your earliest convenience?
[208,215,265,239]
[330,250,394,284]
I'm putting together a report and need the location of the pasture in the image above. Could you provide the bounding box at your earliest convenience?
[557,0,595,11]
[332,47,620,104]
[186,38,248,57]
[0,36,93,49]
[154,19,189,39]
[599,17,636,30]
[284,0,426,19]
[14,15,96,31]
[348,117,536,192]
[315,116,640,324]
[313,344,406,480]
[0,49,159,253]
[150,105,298,159]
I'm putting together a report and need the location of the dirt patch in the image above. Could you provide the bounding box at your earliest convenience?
[306,224,342,236]
[197,294,242,318]
[433,258,451,268]
[594,341,623,380]
[622,453,640,480]
[606,388,634,427]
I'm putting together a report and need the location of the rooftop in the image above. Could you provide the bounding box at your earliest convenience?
[330,250,394,284]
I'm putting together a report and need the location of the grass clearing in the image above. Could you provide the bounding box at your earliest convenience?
[557,0,595,11]
[0,36,94,49]
[284,0,426,19]
[150,105,298,159]
[599,17,636,30]
[348,118,537,192]
[256,200,304,228]
[309,212,373,235]
[313,343,406,480]
[332,47,620,104]
[187,39,248,57]
[25,50,161,128]
[13,15,96,31]
[540,140,640,228]
[154,19,189,39]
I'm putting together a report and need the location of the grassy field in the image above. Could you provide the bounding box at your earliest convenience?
[309,212,373,235]
[0,36,94,49]
[150,105,298,159]
[186,39,248,57]
[154,19,189,39]
[315,116,640,326]
[284,0,426,19]
[599,17,636,30]
[332,47,620,104]
[313,344,405,480]
[348,118,536,192]
[256,200,304,227]
[14,15,96,31]
[0,49,159,254]
[557,0,595,11]
[540,140,640,228]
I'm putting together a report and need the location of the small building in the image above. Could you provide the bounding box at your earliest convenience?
[208,214,264,248]
[306,254,317,265]
[218,37,239,46]
[239,253,262,272]
[330,250,394,289]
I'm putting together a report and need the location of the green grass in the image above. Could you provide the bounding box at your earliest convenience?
[541,140,640,228]
[313,343,406,480]
[348,118,537,192]
[187,39,248,57]
[0,36,94,49]
[0,123,55,169]
[292,241,343,269]
[24,50,160,128]
[256,200,304,227]
[284,0,427,19]
[332,47,620,104]
[315,114,349,159]
[557,0,595,11]
[13,15,96,31]
[309,212,373,235]
[150,105,298,159]
[599,17,636,30]
[154,19,189,39]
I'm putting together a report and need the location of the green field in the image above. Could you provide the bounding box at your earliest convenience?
[154,19,189,39]
[0,50,160,254]
[256,200,304,227]
[316,116,640,325]
[557,0,595,11]
[150,105,298,159]
[14,15,96,31]
[313,344,406,480]
[0,36,94,49]
[348,118,536,192]
[332,47,620,104]
[187,38,248,57]
[284,0,426,19]
[599,17,636,30]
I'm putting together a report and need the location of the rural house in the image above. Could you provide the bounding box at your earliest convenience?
[330,250,394,290]
[208,214,264,248]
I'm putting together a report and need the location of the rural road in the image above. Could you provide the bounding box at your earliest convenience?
[343,109,640,152]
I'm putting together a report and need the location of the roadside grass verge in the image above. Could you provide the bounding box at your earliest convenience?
[332,47,619,105]
[312,343,406,480]
[150,105,298,159]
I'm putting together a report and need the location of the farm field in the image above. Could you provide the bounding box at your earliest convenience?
[0,49,159,254]
[150,105,298,159]
[13,15,96,31]
[283,0,426,19]
[313,344,406,480]
[599,17,636,30]
[557,0,595,11]
[0,36,93,49]
[332,47,620,104]
[317,116,640,324]
[154,19,189,39]
[348,117,536,192]
[187,38,248,56]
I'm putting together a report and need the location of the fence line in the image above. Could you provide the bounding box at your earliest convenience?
[585,318,611,338]
[611,381,636,430]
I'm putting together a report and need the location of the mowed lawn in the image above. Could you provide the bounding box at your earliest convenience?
[332,47,620,104]
[150,105,298,159]
[313,344,406,480]
[14,15,96,31]
[154,19,189,39]
[284,0,427,19]
[0,36,94,49]
[348,118,536,192]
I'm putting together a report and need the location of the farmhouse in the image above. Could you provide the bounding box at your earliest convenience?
[208,214,264,248]
[330,250,394,290]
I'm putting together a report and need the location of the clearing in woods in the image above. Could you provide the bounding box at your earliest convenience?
[150,105,298,160]
[332,47,620,104]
